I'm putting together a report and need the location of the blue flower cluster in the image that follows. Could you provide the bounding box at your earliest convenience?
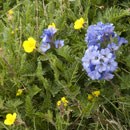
[82,22,128,80]
[40,27,64,52]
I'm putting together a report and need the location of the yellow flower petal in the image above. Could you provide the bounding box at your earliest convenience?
[22,37,36,53]
[6,114,12,119]
[61,97,68,107]
[8,10,14,15]
[61,97,68,103]
[28,37,36,43]
[4,119,11,126]
[74,17,85,30]
[57,100,61,106]
[48,23,56,28]
[87,94,93,101]
[92,90,100,97]
[12,113,17,119]
[4,113,17,126]
[16,89,23,96]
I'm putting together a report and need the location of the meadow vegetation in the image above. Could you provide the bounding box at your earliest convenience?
[0,0,130,130]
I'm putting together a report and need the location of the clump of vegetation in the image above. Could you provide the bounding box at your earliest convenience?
[0,0,130,130]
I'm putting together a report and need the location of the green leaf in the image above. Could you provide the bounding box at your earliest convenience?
[28,85,41,99]
[56,45,73,62]
[25,95,34,117]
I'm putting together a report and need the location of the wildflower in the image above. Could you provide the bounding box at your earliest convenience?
[54,40,64,48]
[16,89,23,96]
[85,22,115,48]
[41,27,57,40]
[92,90,100,97]
[82,46,117,80]
[40,42,51,53]
[23,37,36,53]
[74,17,85,30]
[87,94,93,101]
[4,113,17,126]
[40,26,64,53]
[57,97,68,107]
[118,37,128,46]
[107,43,119,52]
[85,22,128,48]
[61,97,68,107]
[7,10,14,21]
[82,22,128,80]
[48,22,56,29]
[8,10,14,15]
[40,27,57,46]
[57,100,61,107]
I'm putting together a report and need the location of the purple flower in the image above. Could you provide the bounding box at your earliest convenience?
[100,48,113,62]
[40,43,51,53]
[102,72,114,80]
[41,35,51,43]
[82,45,117,80]
[88,70,101,80]
[85,22,115,48]
[40,27,64,52]
[82,22,128,80]
[54,40,64,48]
[106,59,118,72]
[40,27,57,45]
[41,27,57,39]
[95,63,107,73]
[107,43,119,51]
[118,37,128,46]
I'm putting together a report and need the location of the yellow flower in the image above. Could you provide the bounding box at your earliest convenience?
[16,89,23,96]
[4,113,17,126]
[92,90,100,97]
[57,100,61,106]
[87,94,93,101]
[74,17,85,30]
[48,23,56,28]
[8,10,14,15]
[23,37,36,53]
[57,97,68,107]
[61,97,68,107]
[11,31,14,34]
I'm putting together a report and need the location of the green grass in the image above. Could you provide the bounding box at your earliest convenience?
[0,0,130,130]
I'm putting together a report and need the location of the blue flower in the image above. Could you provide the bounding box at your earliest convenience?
[99,48,113,62]
[41,35,51,43]
[82,22,128,80]
[107,43,119,52]
[40,27,64,53]
[88,70,101,80]
[54,40,64,48]
[95,63,107,73]
[41,27,57,39]
[102,72,114,80]
[40,27,57,44]
[82,46,118,80]
[106,59,117,72]
[40,42,51,53]
[85,22,115,48]
[118,37,128,46]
